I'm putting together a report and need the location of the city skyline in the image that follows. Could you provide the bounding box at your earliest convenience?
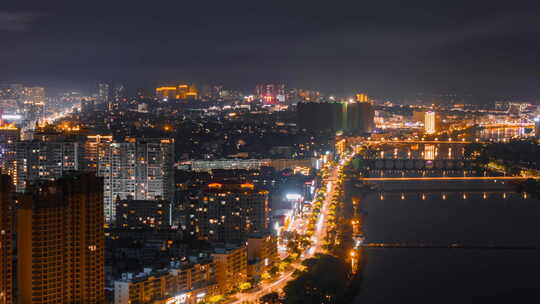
[2,2,540,304]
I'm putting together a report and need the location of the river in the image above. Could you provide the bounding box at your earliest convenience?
[351,144,540,303]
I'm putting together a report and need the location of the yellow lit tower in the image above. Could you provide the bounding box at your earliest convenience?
[356,93,369,103]
[424,111,437,134]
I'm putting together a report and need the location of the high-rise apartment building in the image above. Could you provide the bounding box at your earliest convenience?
[0,124,20,175]
[297,102,346,133]
[425,111,436,134]
[9,140,84,192]
[185,182,269,242]
[21,87,45,104]
[345,101,375,134]
[0,175,13,304]
[85,136,174,223]
[297,100,374,134]
[113,84,125,102]
[98,83,110,104]
[17,173,105,304]
[21,87,46,121]
[534,117,540,140]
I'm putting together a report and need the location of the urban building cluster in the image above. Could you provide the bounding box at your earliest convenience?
[4,79,540,304]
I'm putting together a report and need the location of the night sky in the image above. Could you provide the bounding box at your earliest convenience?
[2,1,540,101]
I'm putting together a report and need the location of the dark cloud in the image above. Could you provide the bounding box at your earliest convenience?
[1,1,540,101]
[0,11,42,32]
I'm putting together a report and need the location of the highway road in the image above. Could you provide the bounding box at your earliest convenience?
[230,154,352,303]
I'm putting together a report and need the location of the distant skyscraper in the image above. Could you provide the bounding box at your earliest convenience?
[255,84,286,104]
[17,173,105,303]
[21,87,45,104]
[21,87,46,121]
[534,117,540,139]
[425,111,436,134]
[0,175,13,304]
[113,84,125,101]
[98,83,110,104]
[297,102,346,132]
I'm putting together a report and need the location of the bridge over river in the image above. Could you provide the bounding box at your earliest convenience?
[363,158,477,170]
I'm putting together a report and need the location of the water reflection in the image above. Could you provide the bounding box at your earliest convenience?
[477,127,533,141]
[375,191,522,201]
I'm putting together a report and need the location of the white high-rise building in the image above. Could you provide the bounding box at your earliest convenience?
[425,111,436,134]
[86,136,174,223]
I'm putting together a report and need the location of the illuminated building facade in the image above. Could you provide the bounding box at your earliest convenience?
[176,84,198,100]
[356,93,369,102]
[85,137,175,223]
[10,140,84,192]
[211,244,248,294]
[0,124,20,174]
[115,199,171,229]
[535,117,540,140]
[156,87,177,100]
[113,258,216,304]
[17,173,105,304]
[156,84,199,100]
[185,183,269,242]
[21,87,45,104]
[246,233,278,280]
[0,175,13,304]
[21,87,46,122]
[425,111,437,134]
